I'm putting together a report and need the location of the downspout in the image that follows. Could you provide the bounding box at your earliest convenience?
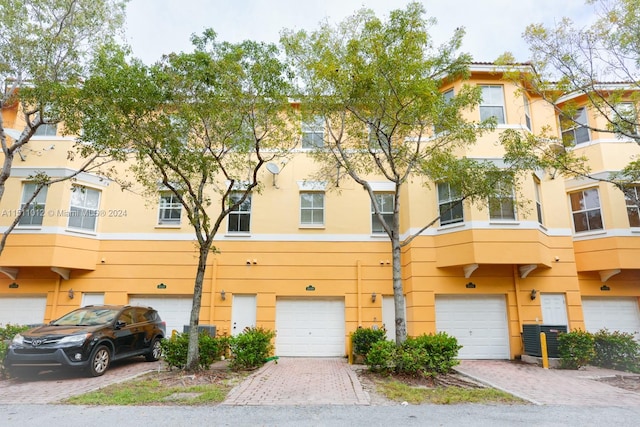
[51,275,62,322]
[356,260,362,326]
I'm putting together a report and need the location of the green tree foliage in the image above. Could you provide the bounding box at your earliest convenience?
[0,0,128,253]
[78,34,296,371]
[500,0,640,192]
[282,2,537,344]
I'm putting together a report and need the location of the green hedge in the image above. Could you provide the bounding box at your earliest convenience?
[558,329,639,372]
[228,327,275,371]
[160,332,228,370]
[365,332,461,376]
[351,327,386,357]
[1,324,31,378]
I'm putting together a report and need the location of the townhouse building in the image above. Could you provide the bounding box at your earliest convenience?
[1,64,639,360]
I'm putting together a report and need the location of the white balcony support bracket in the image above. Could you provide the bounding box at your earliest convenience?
[0,267,19,280]
[51,267,71,280]
[519,264,538,279]
[463,263,479,278]
[599,269,621,283]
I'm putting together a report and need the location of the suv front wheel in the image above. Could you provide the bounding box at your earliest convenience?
[88,344,111,377]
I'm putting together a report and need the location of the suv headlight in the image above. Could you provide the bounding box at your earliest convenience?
[59,333,90,344]
[11,334,24,345]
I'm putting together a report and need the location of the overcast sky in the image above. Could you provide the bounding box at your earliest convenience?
[123,0,596,64]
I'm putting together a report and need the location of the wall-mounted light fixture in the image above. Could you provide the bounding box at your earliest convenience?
[157,283,167,289]
[600,285,611,291]
[371,292,377,303]
[220,290,226,300]
[8,282,18,289]
[68,288,75,299]
[530,289,537,300]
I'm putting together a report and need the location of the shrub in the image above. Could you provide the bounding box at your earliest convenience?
[0,324,30,378]
[407,332,462,374]
[351,327,386,357]
[592,329,640,373]
[365,332,462,376]
[365,340,397,374]
[160,332,227,370]
[228,327,275,371]
[557,329,595,369]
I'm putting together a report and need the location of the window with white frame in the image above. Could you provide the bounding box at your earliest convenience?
[434,89,454,135]
[480,85,505,124]
[68,186,100,232]
[34,123,57,137]
[158,192,182,225]
[228,193,251,233]
[570,188,603,232]
[437,182,463,225]
[18,182,47,227]
[300,192,324,226]
[488,181,516,220]
[523,95,532,130]
[534,177,544,225]
[561,107,590,145]
[368,123,391,151]
[371,193,394,233]
[301,116,324,149]
[611,102,638,138]
[624,185,640,227]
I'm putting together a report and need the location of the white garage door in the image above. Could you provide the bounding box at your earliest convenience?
[582,297,640,338]
[276,298,345,357]
[435,295,510,359]
[0,296,47,326]
[129,295,193,335]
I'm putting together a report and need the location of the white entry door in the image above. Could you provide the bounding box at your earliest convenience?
[541,293,568,326]
[231,294,257,336]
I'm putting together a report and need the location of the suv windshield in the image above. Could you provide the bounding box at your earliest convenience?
[52,308,119,326]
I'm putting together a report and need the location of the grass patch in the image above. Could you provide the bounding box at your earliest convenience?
[376,379,524,405]
[63,373,235,406]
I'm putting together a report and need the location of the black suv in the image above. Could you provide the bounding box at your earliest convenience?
[5,305,166,377]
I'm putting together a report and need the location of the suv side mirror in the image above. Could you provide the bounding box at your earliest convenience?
[115,320,127,330]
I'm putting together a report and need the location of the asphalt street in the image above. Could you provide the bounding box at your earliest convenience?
[3,404,640,427]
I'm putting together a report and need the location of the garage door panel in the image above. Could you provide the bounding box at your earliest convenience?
[0,296,47,326]
[276,298,345,357]
[582,297,640,338]
[436,295,510,359]
[129,295,192,335]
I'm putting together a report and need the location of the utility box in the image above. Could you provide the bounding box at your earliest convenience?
[522,324,567,358]
[183,325,217,336]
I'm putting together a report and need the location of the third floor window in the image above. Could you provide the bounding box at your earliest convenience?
[570,188,603,232]
[480,85,505,124]
[561,107,590,145]
[301,116,324,149]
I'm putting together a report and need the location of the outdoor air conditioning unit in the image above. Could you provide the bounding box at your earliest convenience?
[522,324,567,358]
[182,325,217,336]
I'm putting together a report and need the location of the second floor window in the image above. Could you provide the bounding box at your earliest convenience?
[158,192,181,225]
[34,123,57,137]
[300,192,324,226]
[561,107,590,145]
[624,186,640,227]
[68,186,100,232]
[480,85,505,124]
[489,181,516,220]
[437,182,463,225]
[18,182,47,227]
[228,193,251,233]
[372,193,394,233]
[570,188,603,232]
[301,116,324,149]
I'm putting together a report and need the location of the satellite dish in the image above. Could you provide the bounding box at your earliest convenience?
[266,162,280,174]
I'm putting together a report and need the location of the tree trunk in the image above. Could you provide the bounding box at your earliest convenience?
[185,245,210,371]
[392,235,407,344]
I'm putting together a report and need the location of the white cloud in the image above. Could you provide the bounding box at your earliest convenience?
[124,0,596,64]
